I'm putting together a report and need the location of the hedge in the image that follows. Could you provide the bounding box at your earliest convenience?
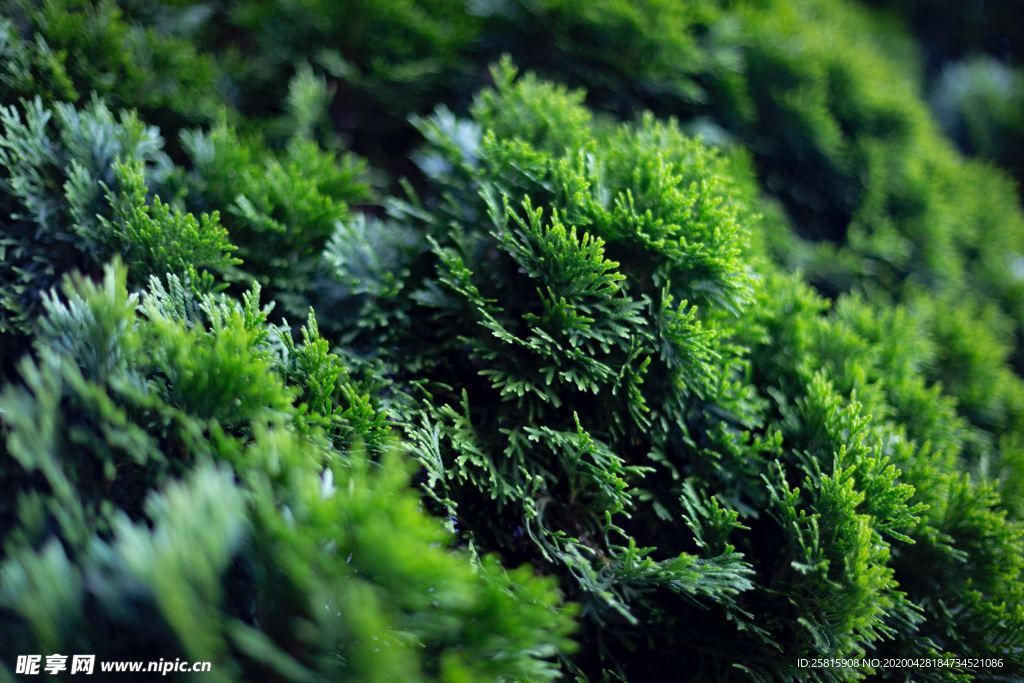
[1,0,1022,681]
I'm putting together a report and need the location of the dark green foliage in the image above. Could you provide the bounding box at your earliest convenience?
[154,0,482,169]
[0,261,575,682]
[2,0,1023,681]
[852,1,1024,186]
[862,0,1024,66]
[705,1,1024,323]
[154,0,1024,341]
[0,0,222,134]
[931,57,1024,183]
[323,64,1024,678]
[0,97,235,363]
[178,113,370,315]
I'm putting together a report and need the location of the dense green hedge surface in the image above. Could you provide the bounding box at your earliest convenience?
[0,0,1023,681]
[323,63,1024,680]
[0,274,574,681]
[8,0,1023,334]
[156,0,1024,315]
[0,93,575,682]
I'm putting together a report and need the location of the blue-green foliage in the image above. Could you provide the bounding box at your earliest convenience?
[0,97,234,351]
[931,57,1024,183]
[2,0,1023,681]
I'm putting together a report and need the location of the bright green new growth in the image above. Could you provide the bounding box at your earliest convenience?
[2,0,1023,681]
[179,117,370,316]
[322,63,1024,678]
[0,262,575,682]
[0,87,574,683]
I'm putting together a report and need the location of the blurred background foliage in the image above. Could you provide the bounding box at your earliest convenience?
[1,0,1023,680]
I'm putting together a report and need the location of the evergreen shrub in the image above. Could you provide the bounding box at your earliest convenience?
[1,1,1022,681]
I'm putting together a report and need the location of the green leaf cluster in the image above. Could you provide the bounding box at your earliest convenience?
[323,64,1024,678]
[1,0,1023,681]
[0,261,575,682]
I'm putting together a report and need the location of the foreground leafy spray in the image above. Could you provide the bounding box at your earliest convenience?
[1,0,1022,681]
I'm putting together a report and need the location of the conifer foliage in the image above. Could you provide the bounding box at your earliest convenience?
[1,0,1023,681]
